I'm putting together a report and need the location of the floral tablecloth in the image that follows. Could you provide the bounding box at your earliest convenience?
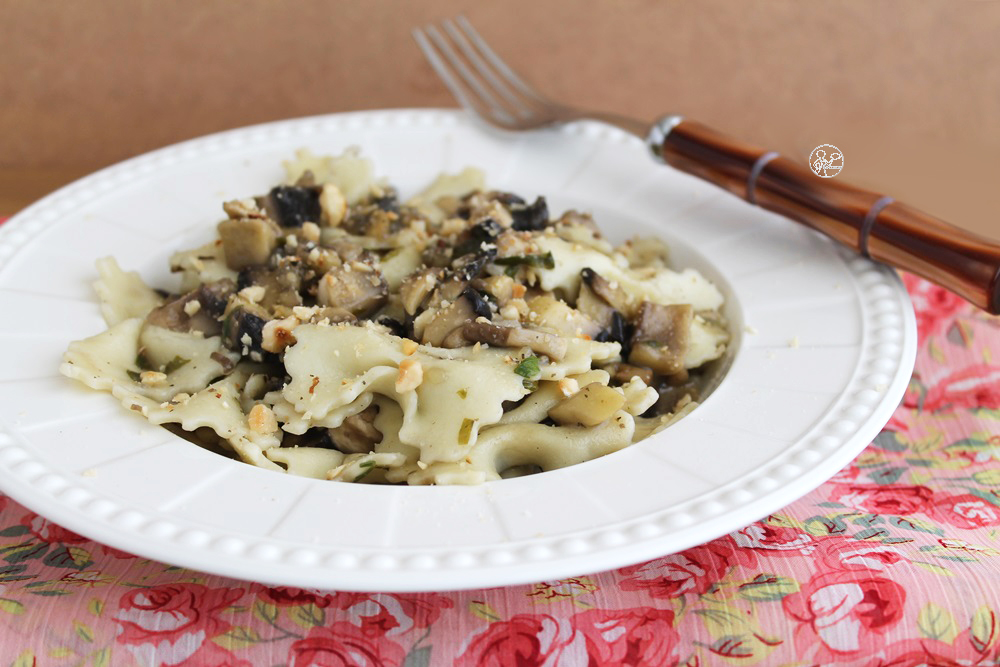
[0,262,999,665]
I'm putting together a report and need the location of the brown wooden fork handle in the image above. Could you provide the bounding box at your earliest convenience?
[657,119,1000,315]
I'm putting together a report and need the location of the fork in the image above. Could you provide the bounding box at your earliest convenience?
[414,17,1000,315]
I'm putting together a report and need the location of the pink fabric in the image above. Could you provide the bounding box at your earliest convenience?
[2,210,999,665]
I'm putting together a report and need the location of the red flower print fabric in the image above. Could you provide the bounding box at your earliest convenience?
[0,273,997,666]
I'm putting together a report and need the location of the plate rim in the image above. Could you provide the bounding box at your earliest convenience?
[0,108,917,591]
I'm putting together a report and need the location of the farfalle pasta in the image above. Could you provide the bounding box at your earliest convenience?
[61,149,729,484]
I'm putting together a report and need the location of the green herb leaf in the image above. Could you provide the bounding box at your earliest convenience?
[163,356,190,374]
[134,352,152,370]
[494,252,555,270]
[513,356,540,379]
[353,460,377,482]
[458,418,476,445]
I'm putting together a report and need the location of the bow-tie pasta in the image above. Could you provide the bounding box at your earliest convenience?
[61,149,729,485]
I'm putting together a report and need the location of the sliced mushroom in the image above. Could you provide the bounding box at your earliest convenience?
[221,301,271,359]
[329,406,382,454]
[217,217,280,271]
[595,311,630,355]
[527,295,600,339]
[508,196,550,231]
[548,382,625,426]
[607,362,655,386]
[399,268,442,316]
[452,218,502,257]
[145,279,235,336]
[450,247,496,281]
[576,276,615,328]
[461,321,568,360]
[237,265,304,311]
[258,185,322,228]
[580,268,632,316]
[627,301,693,375]
[317,264,389,317]
[473,275,515,306]
[420,288,490,348]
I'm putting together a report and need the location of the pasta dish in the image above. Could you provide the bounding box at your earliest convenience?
[60,150,729,484]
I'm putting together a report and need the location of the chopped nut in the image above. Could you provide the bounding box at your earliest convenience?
[301,221,321,243]
[239,285,266,303]
[511,283,527,299]
[139,371,168,387]
[319,183,347,226]
[395,358,424,392]
[292,305,317,320]
[439,217,467,237]
[248,404,279,435]
[261,315,299,353]
[557,378,580,397]
[182,300,202,316]
[222,198,262,219]
[401,339,419,356]
[499,304,520,321]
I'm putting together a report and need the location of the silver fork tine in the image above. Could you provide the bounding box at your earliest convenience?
[441,18,535,118]
[412,27,479,113]
[454,16,551,107]
[420,25,516,124]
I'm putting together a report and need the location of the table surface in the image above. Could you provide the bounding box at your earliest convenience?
[0,207,999,665]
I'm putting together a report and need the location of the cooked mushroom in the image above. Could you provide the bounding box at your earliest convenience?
[452,218,502,257]
[399,268,442,316]
[461,321,568,360]
[607,362,655,386]
[627,301,693,375]
[258,185,322,228]
[580,268,632,316]
[145,279,235,336]
[237,265,303,310]
[221,302,271,358]
[420,287,491,348]
[473,275,515,306]
[595,311,630,354]
[576,275,616,328]
[329,406,382,454]
[527,295,600,339]
[508,196,550,231]
[317,264,388,317]
[450,246,496,281]
[217,217,279,271]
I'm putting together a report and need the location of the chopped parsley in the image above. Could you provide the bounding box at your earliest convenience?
[163,356,190,374]
[458,418,476,445]
[494,252,555,270]
[353,459,378,482]
[513,356,540,379]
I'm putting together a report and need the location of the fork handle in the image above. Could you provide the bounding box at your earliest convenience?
[657,119,1000,314]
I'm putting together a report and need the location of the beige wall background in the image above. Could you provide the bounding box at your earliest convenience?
[2,0,998,239]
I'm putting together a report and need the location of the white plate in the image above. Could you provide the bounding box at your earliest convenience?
[0,110,916,592]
